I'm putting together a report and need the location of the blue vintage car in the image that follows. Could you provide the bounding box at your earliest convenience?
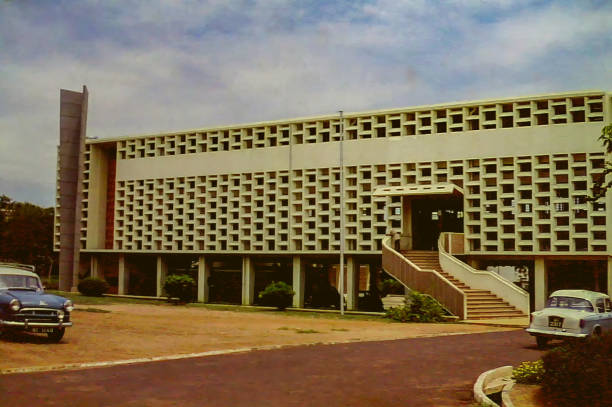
[0,263,74,342]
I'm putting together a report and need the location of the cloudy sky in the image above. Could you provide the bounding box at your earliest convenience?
[1,0,610,207]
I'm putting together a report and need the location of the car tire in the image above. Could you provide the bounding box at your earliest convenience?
[47,328,65,343]
[536,336,548,349]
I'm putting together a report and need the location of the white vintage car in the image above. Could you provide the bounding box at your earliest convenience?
[526,289,612,348]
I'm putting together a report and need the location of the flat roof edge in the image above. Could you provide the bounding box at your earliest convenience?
[86,89,610,145]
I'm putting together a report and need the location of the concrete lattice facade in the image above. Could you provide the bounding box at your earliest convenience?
[54,90,612,310]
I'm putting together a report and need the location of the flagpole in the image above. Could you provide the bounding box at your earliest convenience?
[339,110,345,315]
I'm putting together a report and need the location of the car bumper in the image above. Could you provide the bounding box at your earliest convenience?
[1,320,73,329]
[525,327,587,339]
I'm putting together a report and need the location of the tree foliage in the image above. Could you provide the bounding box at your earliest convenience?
[589,124,612,202]
[0,195,55,275]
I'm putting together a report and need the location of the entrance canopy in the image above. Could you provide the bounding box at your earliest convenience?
[372,183,463,197]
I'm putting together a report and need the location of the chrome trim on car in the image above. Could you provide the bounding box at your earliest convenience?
[0,320,73,328]
[20,307,62,312]
[526,327,587,339]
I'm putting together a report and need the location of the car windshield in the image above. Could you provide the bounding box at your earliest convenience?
[546,296,594,312]
[0,274,42,290]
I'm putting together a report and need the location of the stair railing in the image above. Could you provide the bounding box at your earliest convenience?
[438,232,530,315]
[382,236,466,319]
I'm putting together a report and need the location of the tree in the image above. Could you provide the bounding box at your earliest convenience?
[589,124,612,202]
[0,196,55,274]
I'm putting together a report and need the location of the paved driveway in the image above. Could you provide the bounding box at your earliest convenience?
[0,330,541,406]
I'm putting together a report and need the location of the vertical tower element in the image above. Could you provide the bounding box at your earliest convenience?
[58,86,88,292]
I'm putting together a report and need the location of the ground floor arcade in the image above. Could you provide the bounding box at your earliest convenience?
[83,252,382,311]
[81,252,612,313]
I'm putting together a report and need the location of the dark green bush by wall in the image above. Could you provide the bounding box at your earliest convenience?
[77,277,109,297]
[542,332,611,407]
[163,274,196,303]
[258,281,295,310]
[385,290,446,322]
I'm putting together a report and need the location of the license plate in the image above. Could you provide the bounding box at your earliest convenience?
[30,327,54,333]
[548,317,563,328]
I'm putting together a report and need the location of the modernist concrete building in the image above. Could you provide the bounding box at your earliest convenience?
[55,89,611,319]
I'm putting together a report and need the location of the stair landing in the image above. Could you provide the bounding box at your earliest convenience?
[401,250,526,320]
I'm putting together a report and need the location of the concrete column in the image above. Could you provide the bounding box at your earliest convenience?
[156,256,167,298]
[118,254,129,295]
[607,257,612,297]
[90,255,102,280]
[368,263,379,293]
[401,198,412,250]
[242,256,255,305]
[534,258,547,311]
[198,255,210,303]
[292,255,305,308]
[346,256,360,310]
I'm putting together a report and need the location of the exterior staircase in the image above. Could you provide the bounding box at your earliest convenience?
[401,250,525,320]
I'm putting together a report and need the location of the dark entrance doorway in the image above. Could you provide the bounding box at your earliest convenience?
[411,197,463,250]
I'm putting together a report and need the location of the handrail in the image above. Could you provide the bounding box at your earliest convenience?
[438,233,529,315]
[382,236,466,319]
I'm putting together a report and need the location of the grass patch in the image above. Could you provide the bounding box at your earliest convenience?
[47,291,163,306]
[295,329,320,334]
[47,293,387,322]
[331,328,349,332]
[74,307,112,314]
[277,326,291,330]
[190,303,386,322]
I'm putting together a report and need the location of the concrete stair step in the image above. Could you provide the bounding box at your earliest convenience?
[468,305,512,311]
[468,298,501,304]
[468,310,525,317]
[468,298,508,304]
[399,249,525,321]
[468,314,526,320]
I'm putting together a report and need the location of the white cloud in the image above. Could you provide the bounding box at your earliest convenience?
[0,0,610,206]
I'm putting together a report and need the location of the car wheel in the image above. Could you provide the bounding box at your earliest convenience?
[536,336,548,349]
[47,328,65,343]
[593,327,602,337]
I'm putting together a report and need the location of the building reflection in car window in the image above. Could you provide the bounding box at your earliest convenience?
[546,296,594,312]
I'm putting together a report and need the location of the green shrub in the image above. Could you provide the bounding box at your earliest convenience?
[77,277,109,297]
[541,333,611,407]
[163,274,196,303]
[258,281,294,310]
[512,360,544,384]
[384,290,446,322]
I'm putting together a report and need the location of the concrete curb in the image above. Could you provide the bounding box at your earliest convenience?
[473,365,513,406]
[461,320,528,329]
[501,379,516,407]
